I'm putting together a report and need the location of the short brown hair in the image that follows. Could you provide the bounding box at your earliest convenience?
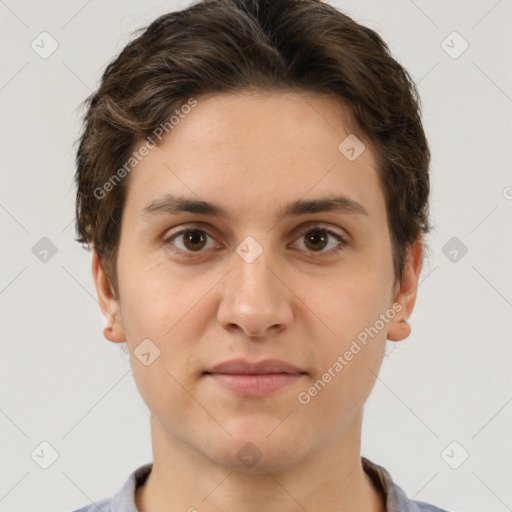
[75,0,431,296]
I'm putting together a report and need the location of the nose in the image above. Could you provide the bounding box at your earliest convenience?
[217,242,293,338]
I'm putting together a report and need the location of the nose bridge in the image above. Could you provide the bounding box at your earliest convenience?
[233,236,279,308]
[218,235,291,337]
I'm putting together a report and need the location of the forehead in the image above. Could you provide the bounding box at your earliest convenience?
[123,91,385,225]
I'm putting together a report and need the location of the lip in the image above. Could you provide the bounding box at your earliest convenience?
[205,358,305,375]
[203,358,307,397]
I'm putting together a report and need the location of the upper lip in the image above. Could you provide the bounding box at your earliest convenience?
[204,358,306,375]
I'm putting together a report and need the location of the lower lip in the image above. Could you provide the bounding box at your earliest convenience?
[204,373,305,396]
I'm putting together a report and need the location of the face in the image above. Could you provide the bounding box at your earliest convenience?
[94,91,421,472]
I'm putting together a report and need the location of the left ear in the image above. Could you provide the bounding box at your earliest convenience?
[387,240,423,342]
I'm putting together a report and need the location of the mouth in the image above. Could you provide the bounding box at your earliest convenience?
[202,358,307,397]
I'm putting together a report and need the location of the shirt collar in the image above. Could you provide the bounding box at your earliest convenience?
[362,456,425,511]
[110,462,151,512]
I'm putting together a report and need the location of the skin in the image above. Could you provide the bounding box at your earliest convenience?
[92,91,422,512]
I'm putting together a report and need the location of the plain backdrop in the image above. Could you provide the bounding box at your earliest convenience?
[1,1,511,511]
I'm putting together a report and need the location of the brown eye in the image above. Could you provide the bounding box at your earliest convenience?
[164,228,218,257]
[180,230,208,251]
[303,228,329,252]
[164,224,347,260]
[292,225,348,257]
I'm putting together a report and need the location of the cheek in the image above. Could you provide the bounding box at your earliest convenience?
[129,357,186,431]
[317,279,388,377]
[307,270,391,401]
[317,269,392,336]
[300,328,386,432]
[117,253,207,335]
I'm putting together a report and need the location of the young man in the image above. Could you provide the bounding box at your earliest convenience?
[72,0,447,510]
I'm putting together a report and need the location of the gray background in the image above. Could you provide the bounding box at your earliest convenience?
[1,1,511,511]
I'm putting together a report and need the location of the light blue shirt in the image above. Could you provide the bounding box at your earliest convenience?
[70,457,448,512]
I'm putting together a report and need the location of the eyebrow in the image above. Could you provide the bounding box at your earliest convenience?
[141,193,368,221]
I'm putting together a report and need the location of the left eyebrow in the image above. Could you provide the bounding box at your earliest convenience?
[278,195,368,218]
[140,193,369,221]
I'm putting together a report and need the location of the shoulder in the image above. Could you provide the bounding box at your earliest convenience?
[400,499,449,512]
[387,478,449,511]
[68,462,152,512]
[386,480,449,511]
[69,497,112,512]
[362,457,449,512]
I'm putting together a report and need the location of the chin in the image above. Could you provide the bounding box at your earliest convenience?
[205,424,307,474]
[214,447,304,474]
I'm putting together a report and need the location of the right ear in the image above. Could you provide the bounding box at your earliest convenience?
[91,249,126,343]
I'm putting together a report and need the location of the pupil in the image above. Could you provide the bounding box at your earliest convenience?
[185,230,206,251]
[306,229,327,251]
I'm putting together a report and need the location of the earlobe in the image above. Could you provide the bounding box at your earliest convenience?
[387,241,423,342]
[91,249,126,344]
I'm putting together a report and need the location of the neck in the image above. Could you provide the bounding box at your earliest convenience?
[135,412,385,512]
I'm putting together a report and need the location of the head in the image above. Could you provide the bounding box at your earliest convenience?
[75,0,430,472]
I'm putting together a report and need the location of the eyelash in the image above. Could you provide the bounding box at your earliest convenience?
[162,224,348,260]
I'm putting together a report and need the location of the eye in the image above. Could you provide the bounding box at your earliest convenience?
[163,228,219,258]
[163,224,348,259]
[291,225,348,257]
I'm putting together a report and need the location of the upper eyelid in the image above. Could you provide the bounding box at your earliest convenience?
[163,222,348,246]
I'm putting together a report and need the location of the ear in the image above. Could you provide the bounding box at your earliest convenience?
[387,240,423,342]
[91,249,126,343]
